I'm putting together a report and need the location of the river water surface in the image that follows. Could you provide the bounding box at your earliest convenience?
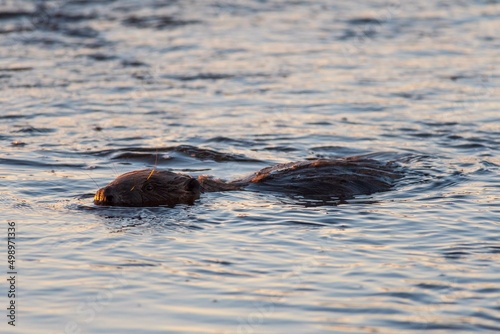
[1,0,499,333]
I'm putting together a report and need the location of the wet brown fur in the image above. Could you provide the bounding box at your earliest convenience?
[94,169,200,207]
[94,157,402,207]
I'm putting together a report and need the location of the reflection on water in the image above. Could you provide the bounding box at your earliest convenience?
[0,0,499,333]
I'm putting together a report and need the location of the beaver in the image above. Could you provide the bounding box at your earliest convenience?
[94,156,402,207]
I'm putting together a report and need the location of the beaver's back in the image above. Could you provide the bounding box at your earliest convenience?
[235,158,402,199]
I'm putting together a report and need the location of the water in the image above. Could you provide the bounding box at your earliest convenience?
[1,0,499,333]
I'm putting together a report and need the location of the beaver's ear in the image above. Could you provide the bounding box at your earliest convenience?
[185,178,200,192]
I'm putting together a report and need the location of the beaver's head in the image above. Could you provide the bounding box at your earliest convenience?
[94,169,200,207]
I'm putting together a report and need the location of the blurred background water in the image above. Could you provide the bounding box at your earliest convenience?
[0,0,499,333]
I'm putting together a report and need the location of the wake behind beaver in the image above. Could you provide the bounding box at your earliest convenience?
[93,156,403,207]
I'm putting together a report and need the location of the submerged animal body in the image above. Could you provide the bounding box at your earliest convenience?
[94,157,402,207]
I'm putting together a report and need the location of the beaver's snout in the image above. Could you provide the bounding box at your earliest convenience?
[94,186,114,205]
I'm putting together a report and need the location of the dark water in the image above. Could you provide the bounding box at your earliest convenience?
[1,0,499,333]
